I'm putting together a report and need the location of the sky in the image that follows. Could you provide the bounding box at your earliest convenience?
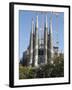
[19,10,64,59]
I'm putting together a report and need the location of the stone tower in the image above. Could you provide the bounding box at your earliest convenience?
[49,16,54,64]
[34,16,39,67]
[29,18,34,66]
[28,15,54,67]
[44,16,48,64]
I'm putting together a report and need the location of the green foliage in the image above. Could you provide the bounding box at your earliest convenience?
[19,65,36,79]
[19,54,64,79]
[19,65,30,79]
[51,55,64,77]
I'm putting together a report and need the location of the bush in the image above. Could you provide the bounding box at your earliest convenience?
[19,55,64,79]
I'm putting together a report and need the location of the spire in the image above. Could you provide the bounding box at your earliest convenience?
[44,16,48,64]
[34,15,38,67]
[36,16,38,28]
[49,16,52,34]
[49,16,54,64]
[32,18,34,34]
[46,15,48,28]
[29,18,34,67]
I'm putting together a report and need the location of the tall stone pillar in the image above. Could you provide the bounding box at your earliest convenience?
[49,16,54,64]
[29,18,34,66]
[44,16,48,64]
[34,16,38,67]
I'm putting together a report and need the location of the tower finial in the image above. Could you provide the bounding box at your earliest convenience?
[46,15,48,28]
[49,16,52,34]
[36,15,38,28]
[32,17,34,34]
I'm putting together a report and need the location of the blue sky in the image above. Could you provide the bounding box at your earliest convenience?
[19,10,64,59]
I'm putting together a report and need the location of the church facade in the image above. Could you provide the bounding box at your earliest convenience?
[21,15,58,67]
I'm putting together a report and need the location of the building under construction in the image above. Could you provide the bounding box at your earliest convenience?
[21,15,59,67]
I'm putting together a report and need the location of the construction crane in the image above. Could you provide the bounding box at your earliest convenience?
[52,12,59,55]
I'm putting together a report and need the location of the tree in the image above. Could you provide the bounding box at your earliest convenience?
[50,55,64,77]
[19,53,64,79]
